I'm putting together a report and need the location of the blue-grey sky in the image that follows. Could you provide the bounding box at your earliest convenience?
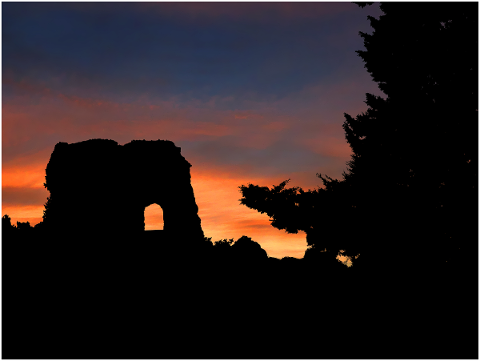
[3,2,384,259]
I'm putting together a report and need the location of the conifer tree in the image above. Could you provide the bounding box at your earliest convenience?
[239,2,478,271]
[342,2,477,269]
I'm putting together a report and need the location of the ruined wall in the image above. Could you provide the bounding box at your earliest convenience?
[43,139,204,242]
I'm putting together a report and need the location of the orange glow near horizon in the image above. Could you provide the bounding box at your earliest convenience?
[1,205,44,226]
[3,167,45,189]
[2,160,309,259]
[2,156,353,265]
[2,77,358,263]
[2,2,380,268]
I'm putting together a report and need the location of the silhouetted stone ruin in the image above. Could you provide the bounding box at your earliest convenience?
[43,139,204,243]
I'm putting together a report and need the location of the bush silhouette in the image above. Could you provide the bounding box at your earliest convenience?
[2,214,16,234]
[231,235,268,262]
[16,221,32,231]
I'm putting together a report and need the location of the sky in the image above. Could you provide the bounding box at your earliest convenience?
[2,2,384,260]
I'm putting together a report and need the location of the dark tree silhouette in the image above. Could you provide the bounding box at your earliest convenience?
[339,2,478,271]
[239,177,360,263]
[2,214,14,229]
[240,6,478,357]
[16,220,32,231]
[214,237,235,248]
[240,2,478,273]
[2,214,17,238]
[212,237,235,260]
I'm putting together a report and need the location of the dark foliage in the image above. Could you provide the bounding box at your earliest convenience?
[16,220,32,231]
[231,235,268,262]
[342,2,478,272]
[2,214,17,238]
[4,220,323,358]
[2,214,15,230]
[238,3,478,357]
[240,2,478,274]
[214,237,235,248]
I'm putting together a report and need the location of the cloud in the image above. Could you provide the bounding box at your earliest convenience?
[3,1,383,108]
[2,76,53,98]
[3,76,361,191]
[2,187,49,207]
[2,1,387,259]
[2,62,377,260]
[69,2,356,24]
[1,160,310,259]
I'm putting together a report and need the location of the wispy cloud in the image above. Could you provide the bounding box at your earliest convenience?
[2,2,384,258]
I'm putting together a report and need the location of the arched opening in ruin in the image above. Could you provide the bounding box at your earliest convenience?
[144,203,164,230]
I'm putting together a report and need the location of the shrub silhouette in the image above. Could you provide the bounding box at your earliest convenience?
[212,237,235,261]
[2,214,16,233]
[231,235,268,262]
[16,221,32,231]
[2,214,19,241]
[214,237,235,248]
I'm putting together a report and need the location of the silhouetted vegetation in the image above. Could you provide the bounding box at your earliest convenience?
[16,220,32,231]
[2,214,16,235]
[3,215,316,358]
[238,2,478,358]
[232,235,268,261]
[240,2,478,274]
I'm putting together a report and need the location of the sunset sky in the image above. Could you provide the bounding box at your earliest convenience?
[2,2,384,259]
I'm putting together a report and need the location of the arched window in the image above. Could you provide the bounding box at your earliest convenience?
[144,204,164,230]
